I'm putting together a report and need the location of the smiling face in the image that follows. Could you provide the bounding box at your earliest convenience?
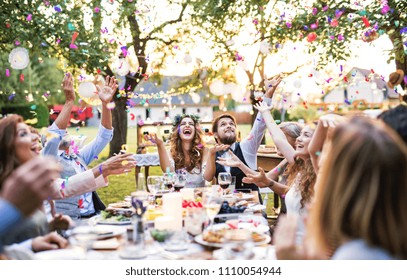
[15,122,40,163]
[178,117,196,142]
[214,117,237,145]
[295,125,314,160]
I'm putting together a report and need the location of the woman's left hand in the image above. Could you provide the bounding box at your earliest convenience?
[98,76,118,104]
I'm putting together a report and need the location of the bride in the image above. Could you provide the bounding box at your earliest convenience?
[146,114,228,188]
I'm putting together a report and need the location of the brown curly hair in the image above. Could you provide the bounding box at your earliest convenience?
[170,116,205,173]
[284,157,316,209]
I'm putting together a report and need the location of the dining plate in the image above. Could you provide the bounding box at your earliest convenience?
[222,193,254,201]
[92,225,127,239]
[90,215,132,225]
[194,232,270,248]
[35,248,86,260]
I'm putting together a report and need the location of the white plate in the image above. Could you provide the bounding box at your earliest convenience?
[35,248,86,260]
[213,221,269,234]
[247,204,266,212]
[92,225,127,239]
[92,237,121,250]
[194,233,270,248]
[91,215,132,225]
[213,246,276,260]
[222,193,254,201]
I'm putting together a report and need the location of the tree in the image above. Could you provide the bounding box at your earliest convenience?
[190,0,305,124]
[270,0,406,100]
[0,0,194,156]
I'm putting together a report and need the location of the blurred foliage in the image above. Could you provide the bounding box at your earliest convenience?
[0,103,49,128]
[287,105,319,123]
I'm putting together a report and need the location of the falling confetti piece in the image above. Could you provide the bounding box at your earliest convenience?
[70,32,79,49]
[121,144,128,151]
[26,14,32,21]
[361,16,370,28]
[94,7,100,13]
[247,134,254,141]
[307,32,317,42]
[20,74,24,81]
[130,113,135,120]
[54,5,62,12]
[5,69,10,77]
[30,105,37,110]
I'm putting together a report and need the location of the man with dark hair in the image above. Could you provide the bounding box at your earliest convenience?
[206,75,282,202]
[378,104,407,144]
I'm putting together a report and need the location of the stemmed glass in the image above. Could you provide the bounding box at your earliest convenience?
[120,190,149,259]
[202,190,222,231]
[162,172,175,192]
[173,170,187,192]
[218,172,232,196]
[147,175,162,206]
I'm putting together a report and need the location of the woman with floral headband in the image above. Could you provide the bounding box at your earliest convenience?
[146,114,228,188]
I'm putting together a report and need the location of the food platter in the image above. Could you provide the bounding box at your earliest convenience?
[194,232,270,248]
[90,214,132,225]
[222,193,254,201]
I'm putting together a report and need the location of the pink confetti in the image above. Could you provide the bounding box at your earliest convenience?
[5,69,10,77]
[70,31,79,49]
[15,40,20,45]
[94,7,100,13]
[26,14,32,21]
[247,134,254,141]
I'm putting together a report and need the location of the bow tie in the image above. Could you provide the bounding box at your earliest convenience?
[63,152,77,160]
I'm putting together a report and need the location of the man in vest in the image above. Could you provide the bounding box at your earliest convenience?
[208,75,282,203]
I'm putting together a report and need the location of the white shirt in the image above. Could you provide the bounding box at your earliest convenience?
[220,96,272,172]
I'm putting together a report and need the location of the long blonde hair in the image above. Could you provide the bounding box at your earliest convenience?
[307,116,407,259]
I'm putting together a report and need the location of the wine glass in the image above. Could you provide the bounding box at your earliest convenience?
[147,175,162,205]
[162,172,175,192]
[202,191,222,230]
[218,172,232,196]
[120,190,149,259]
[173,170,187,192]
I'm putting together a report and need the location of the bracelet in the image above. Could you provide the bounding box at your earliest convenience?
[99,164,103,176]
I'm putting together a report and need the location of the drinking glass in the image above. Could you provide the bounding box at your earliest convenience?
[162,172,175,192]
[69,226,98,258]
[173,170,187,192]
[147,175,162,205]
[120,191,149,259]
[223,229,254,260]
[202,191,222,230]
[218,172,232,196]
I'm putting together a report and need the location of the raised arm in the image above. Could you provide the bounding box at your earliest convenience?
[309,114,344,174]
[242,167,289,196]
[97,75,118,130]
[215,150,257,176]
[54,72,75,130]
[145,133,172,173]
[203,144,230,181]
[254,102,296,164]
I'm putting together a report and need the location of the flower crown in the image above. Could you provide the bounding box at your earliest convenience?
[172,114,200,127]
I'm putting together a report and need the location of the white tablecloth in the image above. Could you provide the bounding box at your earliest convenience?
[134,153,160,167]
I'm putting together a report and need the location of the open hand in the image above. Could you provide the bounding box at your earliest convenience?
[253,101,273,113]
[144,133,163,146]
[97,76,118,104]
[264,74,282,98]
[209,144,230,155]
[216,150,242,168]
[242,167,271,188]
[49,214,74,231]
[101,153,137,176]
[62,72,75,102]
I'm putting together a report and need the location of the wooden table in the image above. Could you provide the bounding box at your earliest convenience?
[257,153,284,172]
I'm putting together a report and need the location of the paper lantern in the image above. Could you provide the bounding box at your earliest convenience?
[293,80,302,88]
[209,80,225,96]
[78,82,101,106]
[9,47,30,70]
[191,93,201,104]
[78,82,97,98]
[114,58,130,76]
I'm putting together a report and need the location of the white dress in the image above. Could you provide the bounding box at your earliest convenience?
[285,174,307,245]
[170,160,206,188]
